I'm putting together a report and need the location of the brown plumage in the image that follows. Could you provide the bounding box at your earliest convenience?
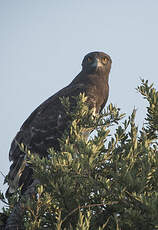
[6,51,112,196]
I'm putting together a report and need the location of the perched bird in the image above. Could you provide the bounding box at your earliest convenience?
[6,51,112,197]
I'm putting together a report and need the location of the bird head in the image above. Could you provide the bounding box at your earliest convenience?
[82,51,112,75]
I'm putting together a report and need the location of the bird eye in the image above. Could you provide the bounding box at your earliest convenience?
[87,56,93,63]
[102,57,108,64]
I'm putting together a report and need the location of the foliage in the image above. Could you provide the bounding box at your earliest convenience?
[1,79,158,230]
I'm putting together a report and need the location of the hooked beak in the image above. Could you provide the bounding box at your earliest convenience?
[91,58,103,69]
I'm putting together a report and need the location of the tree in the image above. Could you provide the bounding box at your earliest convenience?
[1,79,158,230]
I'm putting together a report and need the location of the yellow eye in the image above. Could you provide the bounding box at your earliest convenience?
[87,56,93,63]
[102,57,108,64]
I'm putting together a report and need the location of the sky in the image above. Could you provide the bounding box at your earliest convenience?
[0,0,158,210]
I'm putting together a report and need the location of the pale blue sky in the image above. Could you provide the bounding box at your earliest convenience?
[1,0,158,210]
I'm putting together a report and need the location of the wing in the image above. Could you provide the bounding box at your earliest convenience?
[6,82,88,195]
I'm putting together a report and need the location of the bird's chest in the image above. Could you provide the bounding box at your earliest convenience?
[86,82,108,112]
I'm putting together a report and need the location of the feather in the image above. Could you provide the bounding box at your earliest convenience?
[6,51,112,196]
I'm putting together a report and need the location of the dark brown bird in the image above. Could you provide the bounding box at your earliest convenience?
[6,51,112,196]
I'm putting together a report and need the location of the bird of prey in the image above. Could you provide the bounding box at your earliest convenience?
[6,51,112,197]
